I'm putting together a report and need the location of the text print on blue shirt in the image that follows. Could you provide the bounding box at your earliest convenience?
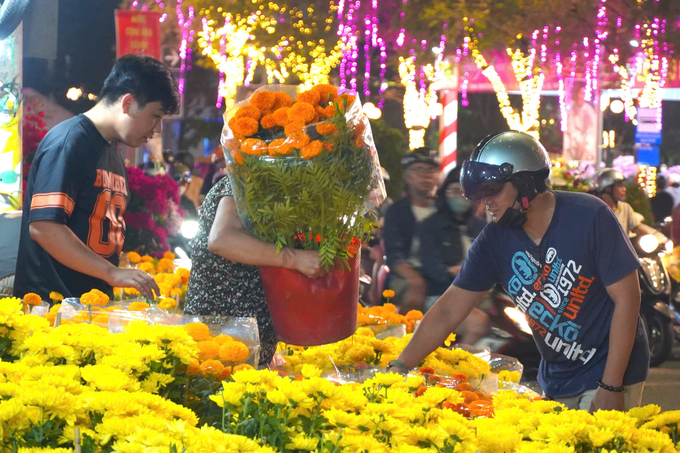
[507,247,596,364]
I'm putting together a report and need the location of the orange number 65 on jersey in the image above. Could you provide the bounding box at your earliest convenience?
[87,189,127,257]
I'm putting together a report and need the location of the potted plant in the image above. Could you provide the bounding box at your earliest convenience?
[222,84,385,345]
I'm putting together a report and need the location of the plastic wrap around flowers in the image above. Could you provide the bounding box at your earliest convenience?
[222,84,385,270]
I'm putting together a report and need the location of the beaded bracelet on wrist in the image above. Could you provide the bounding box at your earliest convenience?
[596,379,625,393]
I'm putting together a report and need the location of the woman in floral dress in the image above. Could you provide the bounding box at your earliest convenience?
[184,176,322,366]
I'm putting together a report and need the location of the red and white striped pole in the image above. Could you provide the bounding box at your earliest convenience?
[439,89,458,176]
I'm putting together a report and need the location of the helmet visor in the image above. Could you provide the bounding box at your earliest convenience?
[460,160,508,201]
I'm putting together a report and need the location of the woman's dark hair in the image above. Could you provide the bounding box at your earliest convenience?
[99,54,180,114]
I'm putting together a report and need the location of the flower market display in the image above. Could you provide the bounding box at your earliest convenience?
[4,295,680,453]
[123,167,184,257]
[220,84,386,346]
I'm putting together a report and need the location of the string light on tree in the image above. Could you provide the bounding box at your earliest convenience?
[197,1,343,109]
[398,56,439,149]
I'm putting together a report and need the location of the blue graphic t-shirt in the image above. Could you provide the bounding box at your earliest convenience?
[453,191,649,398]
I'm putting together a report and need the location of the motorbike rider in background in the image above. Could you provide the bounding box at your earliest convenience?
[388,131,649,413]
[595,169,665,239]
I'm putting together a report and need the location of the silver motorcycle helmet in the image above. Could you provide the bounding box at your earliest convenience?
[460,131,551,202]
[595,168,624,193]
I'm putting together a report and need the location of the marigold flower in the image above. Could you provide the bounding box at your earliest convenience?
[124,287,141,296]
[419,366,436,375]
[175,268,190,284]
[268,138,293,156]
[313,84,338,104]
[457,381,473,391]
[288,102,316,124]
[80,289,109,307]
[92,314,110,325]
[382,289,395,299]
[219,340,250,363]
[233,117,259,137]
[232,363,254,372]
[233,150,245,166]
[217,365,233,381]
[316,105,336,118]
[197,341,221,362]
[272,91,293,109]
[158,298,177,310]
[272,107,291,126]
[199,359,225,377]
[316,121,338,136]
[284,120,305,137]
[187,360,201,375]
[296,89,321,106]
[128,301,150,312]
[184,322,211,341]
[156,258,174,274]
[383,303,397,313]
[24,293,42,306]
[213,334,233,345]
[127,251,142,264]
[250,90,276,110]
[163,251,176,260]
[234,104,262,121]
[141,255,154,263]
[335,94,357,113]
[260,113,277,129]
[240,138,268,156]
[301,140,324,160]
[290,134,310,150]
[405,310,423,321]
[138,262,155,274]
[227,117,237,134]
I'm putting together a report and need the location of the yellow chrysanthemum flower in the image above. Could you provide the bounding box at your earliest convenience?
[323,408,360,429]
[285,434,318,451]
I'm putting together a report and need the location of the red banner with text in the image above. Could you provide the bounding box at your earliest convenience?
[115,9,162,60]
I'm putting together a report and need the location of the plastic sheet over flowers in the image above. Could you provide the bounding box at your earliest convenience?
[221,84,386,270]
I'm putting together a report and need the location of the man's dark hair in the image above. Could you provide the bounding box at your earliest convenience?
[99,54,180,114]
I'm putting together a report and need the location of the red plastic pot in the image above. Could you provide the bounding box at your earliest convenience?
[259,253,360,346]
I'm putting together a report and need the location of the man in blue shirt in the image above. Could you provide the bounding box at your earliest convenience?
[388,131,649,412]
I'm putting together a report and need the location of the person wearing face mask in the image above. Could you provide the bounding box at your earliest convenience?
[417,170,485,305]
[417,169,490,344]
[387,131,649,414]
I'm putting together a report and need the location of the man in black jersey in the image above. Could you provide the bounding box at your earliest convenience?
[14,55,180,301]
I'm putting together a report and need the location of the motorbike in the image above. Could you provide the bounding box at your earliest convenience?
[473,287,541,381]
[634,232,675,367]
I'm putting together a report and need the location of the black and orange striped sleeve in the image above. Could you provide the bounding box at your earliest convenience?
[28,138,83,224]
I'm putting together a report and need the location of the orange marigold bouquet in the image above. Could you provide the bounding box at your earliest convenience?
[222,84,385,269]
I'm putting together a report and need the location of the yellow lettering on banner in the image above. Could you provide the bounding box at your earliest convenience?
[129,40,149,50]
[141,28,153,37]
[125,27,140,37]
[131,15,146,24]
